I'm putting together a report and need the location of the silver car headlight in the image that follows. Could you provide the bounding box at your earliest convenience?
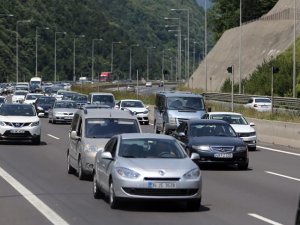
[115,167,140,179]
[192,145,210,151]
[0,121,6,126]
[84,144,103,152]
[236,146,247,152]
[29,121,39,127]
[183,168,201,180]
[143,110,149,114]
[169,116,176,125]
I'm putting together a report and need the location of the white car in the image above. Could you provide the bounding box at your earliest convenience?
[145,81,152,87]
[0,96,6,105]
[23,93,44,104]
[0,104,41,144]
[12,90,29,103]
[244,97,272,112]
[201,112,257,150]
[115,99,149,125]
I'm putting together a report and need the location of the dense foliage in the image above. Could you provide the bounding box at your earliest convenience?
[0,0,205,83]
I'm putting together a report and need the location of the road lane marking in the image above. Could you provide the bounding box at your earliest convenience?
[47,134,60,140]
[257,145,300,157]
[248,213,283,225]
[0,166,69,225]
[265,171,300,182]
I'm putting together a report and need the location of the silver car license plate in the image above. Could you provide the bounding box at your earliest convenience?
[214,153,233,158]
[10,130,25,133]
[148,182,176,189]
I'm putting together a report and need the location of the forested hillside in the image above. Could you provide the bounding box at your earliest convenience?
[0,0,204,82]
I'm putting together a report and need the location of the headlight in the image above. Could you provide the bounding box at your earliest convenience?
[115,167,140,179]
[37,106,43,111]
[169,116,176,124]
[236,146,247,152]
[249,132,256,136]
[0,121,6,126]
[29,121,39,127]
[183,168,201,180]
[192,145,210,151]
[143,110,149,114]
[83,144,103,152]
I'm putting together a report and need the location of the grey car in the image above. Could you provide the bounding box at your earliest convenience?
[48,100,78,124]
[93,133,202,210]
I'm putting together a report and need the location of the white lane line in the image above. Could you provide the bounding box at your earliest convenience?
[257,145,300,157]
[0,166,69,225]
[265,171,300,182]
[248,213,283,225]
[47,134,60,140]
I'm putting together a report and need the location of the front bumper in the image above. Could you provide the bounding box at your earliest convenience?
[0,126,41,141]
[194,150,248,165]
[136,113,149,123]
[53,115,74,123]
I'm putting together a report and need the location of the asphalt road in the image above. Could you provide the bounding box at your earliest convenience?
[0,118,299,225]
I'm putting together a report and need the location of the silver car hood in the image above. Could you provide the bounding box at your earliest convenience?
[116,158,197,177]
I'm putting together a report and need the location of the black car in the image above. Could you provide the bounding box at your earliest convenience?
[173,119,249,170]
[73,94,88,107]
[34,96,56,117]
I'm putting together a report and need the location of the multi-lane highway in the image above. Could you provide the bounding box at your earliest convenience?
[0,117,299,225]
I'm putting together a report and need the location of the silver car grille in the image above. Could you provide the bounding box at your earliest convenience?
[210,146,234,153]
[63,113,73,116]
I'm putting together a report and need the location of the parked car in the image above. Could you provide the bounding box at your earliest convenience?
[48,100,78,124]
[201,112,257,150]
[115,99,149,125]
[34,96,56,117]
[23,93,44,104]
[67,107,142,180]
[0,103,41,144]
[145,81,152,87]
[173,119,249,170]
[244,97,272,112]
[11,90,29,104]
[126,85,136,92]
[154,91,206,134]
[88,92,116,108]
[93,133,202,210]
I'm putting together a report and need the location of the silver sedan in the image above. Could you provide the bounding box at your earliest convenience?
[93,133,202,210]
[48,100,78,124]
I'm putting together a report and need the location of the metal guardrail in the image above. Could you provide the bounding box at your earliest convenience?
[203,92,300,111]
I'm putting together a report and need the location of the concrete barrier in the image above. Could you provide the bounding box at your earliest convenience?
[148,106,300,149]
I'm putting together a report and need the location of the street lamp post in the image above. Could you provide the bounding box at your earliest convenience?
[239,0,242,94]
[73,35,85,82]
[35,26,49,77]
[54,31,67,82]
[92,38,103,81]
[293,0,296,97]
[129,44,139,81]
[204,0,208,92]
[193,41,198,72]
[146,46,156,81]
[111,41,121,75]
[171,8,190,80]
[16,19,31,83]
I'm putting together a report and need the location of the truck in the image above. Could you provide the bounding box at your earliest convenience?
[29,77,42,93]
[99,72,112,82]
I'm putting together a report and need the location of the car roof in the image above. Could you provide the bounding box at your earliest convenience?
[207,112,242,116]
[78,108,137,119]
[188,119,229,125]
[156,91,203,98]
[119,133,175,140]
[120,99,143,102]
[89,92,114,96]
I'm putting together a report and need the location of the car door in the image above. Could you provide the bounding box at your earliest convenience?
[68,114,81,169]
[98,137,118,191]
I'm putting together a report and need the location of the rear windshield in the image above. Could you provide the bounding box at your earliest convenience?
[255,98,271,103]
[85,118,140,138]
[92,95,114,107]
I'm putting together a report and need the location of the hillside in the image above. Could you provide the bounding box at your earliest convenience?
[190,0,300,97]
[0,0,204,82]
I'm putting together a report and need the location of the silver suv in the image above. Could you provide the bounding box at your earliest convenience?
[67,106,142,180]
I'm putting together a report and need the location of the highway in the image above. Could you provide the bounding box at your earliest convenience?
[0,118,299,225]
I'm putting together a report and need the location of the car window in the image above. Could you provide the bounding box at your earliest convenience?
[121,101,143,108]
[77,118,82,137]
[211,114,248,125]
[104,138,117,157]
[255,98,271,103]
[85,118,140,138]
[70,114,80,131]
[190,123,236,137]
[118,138,186,159]
[92,95,114,106]
[167,97,204,110]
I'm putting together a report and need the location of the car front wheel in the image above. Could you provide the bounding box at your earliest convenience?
[109,180,120,209]
[238,162,248,170]
[32,135,41,145]
[67,152,76,174]
[186,198,201,211]
[93,172,103,199]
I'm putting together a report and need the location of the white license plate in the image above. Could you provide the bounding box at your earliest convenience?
[147,182,176,189]
[65,116,72,119]
[10,130,25,133]
[214,153,233,158]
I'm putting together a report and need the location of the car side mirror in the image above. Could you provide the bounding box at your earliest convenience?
[70,130,80,140]
[101,152,113,160]
[178,132,186,137]
[249,122,255,127]
[190,153,200,160]
[115,105,119,109]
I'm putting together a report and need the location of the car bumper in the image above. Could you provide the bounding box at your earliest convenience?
[0,126,41,141]
[112,175,202,200]
[194,150,248,165]
[136,114,149,123]
[53,116,74,123]
[241,136,256,148]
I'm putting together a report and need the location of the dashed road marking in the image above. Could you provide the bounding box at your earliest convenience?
[257,145,300,157]
[47,134,60,140]
[265,171,300,182]
[248,213,283,225]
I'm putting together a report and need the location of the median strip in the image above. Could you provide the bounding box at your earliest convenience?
[248,213,283,225]
[47,134,60,140]
[257,145,300,157]
[265,171,300,182]
[0,166,69,225]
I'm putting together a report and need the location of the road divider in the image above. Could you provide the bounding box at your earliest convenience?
[265,171,300,182]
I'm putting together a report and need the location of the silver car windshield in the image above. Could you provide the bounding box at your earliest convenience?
[85,118,139,138]
[0,105,35,116]
[211,115,248,125]
[118,138,186,159]
[167,97,204,110]
[190,123,237,137]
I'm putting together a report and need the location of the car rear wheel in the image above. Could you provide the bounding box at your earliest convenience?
[186,198,201,211]
[93,172,104,199]
[238,162,248,170]
[109,181,120,209]
[67,152,76,174]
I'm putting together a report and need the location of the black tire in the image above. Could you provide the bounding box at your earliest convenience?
[162,125,167,134]
[32,135,41,145]
[145,121,149,125]
[109,181,120,209]
[93,172,104,199]
[249,146,256,151]
[154,122,160,134]
[48,118,52,123]
[186,198,201,211]
[67,152,76,174]
[78,157,87,180]
[238,162,248,170]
